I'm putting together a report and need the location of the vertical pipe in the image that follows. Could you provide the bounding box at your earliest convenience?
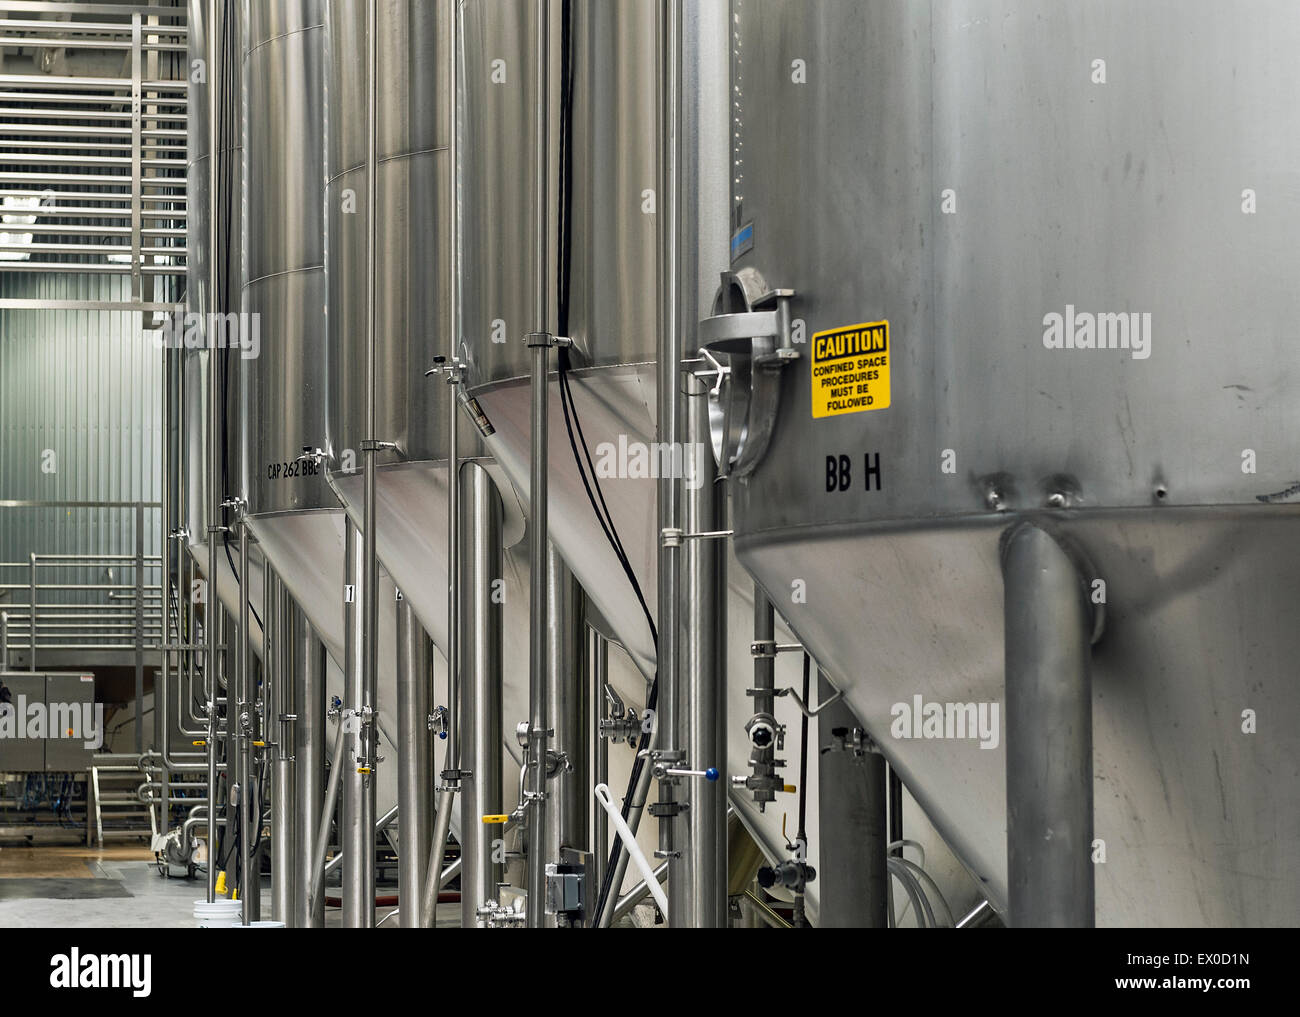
[524,0,553,931]
[135,503,145,754]
[28,553,36,672]
[203,0,221,906]
[750,589,776,809]
[157,349,171,807]
[655,0,685,927]
[586,628,608,894]
[397,595,431,929]
[433,0,463,935]
[817,671,887,927]
[459,462,504,928]
[270,577,295,924]
[342,519,375,928]
[0,611,8,671]
[294,615,324,928]
[237,518,251,924]
[359,0,382,928]
[683,377,725,926]
[1001,521,1095,928]
[543,546,585,927]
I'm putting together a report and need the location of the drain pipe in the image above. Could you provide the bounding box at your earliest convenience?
[397,594,431,928]
[653,0,686,928]
[544,546,585,927]
[1001,521,1096,928]
[351,0,384,932]
[295,615,325,927]
[341,519,375,927]
[269,574,295,925]
[523,0,561,930]
[585,628,609,894]
[203,0,222,907]
[458,462,505,928]
[817,669,887,927]
[682,374,726,926]
[236,515,253,924]
[421,0,465,932]
[309,714,347,916]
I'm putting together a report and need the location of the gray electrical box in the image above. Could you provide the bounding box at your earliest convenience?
[0,672,97,772]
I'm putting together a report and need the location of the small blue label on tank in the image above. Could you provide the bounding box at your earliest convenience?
[731,222,754,261]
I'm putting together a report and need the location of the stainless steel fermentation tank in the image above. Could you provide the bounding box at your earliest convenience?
[236,0,404,813]
[184,0,265,655]
[321,2,655,903]
[320,0,537,857]
[459,0,839,912]
[716,0,1300,925]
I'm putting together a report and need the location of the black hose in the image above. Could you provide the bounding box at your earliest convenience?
[797,653,810,847]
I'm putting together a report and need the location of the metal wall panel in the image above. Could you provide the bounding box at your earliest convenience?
[0,273,161,637]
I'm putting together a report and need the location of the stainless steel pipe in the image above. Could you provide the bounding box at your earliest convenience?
[341,518,375,928]
[543,546,585,927]
[359,3,382,922]
[817,670,887,927]
[682,373,726,927]
[1002,521,1095,928]
[237,518,252,924]
[396,595,431,929]
[269,576,295,925]
[655,0,685,928]
[586,628,609,895]
[295,615,325,928]
[524,0,554,931]
[203,0,221,906]
[310,715,347,917]
[458,462,505,928]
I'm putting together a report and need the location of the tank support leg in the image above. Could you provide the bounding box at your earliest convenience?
[1001,521,1095,928]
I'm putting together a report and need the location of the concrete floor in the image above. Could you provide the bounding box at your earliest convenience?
[0,843,459,927]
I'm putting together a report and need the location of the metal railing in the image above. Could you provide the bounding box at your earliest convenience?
[0,0,188,311]
[0,500,161,670]
[0,552,163,662]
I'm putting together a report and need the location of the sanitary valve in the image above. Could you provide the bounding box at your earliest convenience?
[653,763,720,783]
[746,712,780,750]
[599,683,641,744]
[757,858,816,894]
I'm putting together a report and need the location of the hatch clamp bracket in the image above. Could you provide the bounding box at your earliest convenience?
[699,268,797,480]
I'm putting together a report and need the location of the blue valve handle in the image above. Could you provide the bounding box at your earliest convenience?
[665,766,720,782]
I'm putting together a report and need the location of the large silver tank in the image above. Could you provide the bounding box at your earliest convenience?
[456,0,887,914]
[722,0,1300,926]
[463,0,662,677]
[238,0,404,809]
[184,0,264,655]
[323,0,489,651]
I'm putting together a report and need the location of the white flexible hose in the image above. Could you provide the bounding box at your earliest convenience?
[594,782,668,916]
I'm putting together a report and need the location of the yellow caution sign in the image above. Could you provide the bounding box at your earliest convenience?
[811,320,890,418]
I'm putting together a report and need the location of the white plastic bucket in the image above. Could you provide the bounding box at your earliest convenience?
[193,899,243,928]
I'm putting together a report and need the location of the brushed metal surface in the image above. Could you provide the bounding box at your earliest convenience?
[324,0,462,468]
[239,0,330,519]
[723,0,1300,925]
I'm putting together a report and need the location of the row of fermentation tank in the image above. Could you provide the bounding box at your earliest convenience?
[172,0,1299,926]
